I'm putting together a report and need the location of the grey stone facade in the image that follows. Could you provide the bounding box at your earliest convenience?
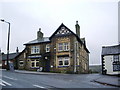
[16,21,90,73]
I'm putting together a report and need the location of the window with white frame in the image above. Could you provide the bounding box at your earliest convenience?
[5,61,11,65]
[46,44,50,52]
[31,46,40,54]
[113,55,119,62]
[58,57,63,65]
[113,64,120,71]
[64,43,69,51]
[58,42,69,51]
[31,59,39,67]
[58,57,70,66]
[113,55,120,71]
[58,43,63,51]
[19,60,24,66]
[64,57,69,65]
[5,61,7,65]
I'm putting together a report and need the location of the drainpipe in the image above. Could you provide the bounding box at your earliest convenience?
[74,41,77,73]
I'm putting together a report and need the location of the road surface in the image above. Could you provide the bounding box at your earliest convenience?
[0,70,117,89]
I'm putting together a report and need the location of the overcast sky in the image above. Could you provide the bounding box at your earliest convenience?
[0,0,119,65]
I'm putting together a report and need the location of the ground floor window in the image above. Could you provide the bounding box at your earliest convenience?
[31,59,39,68]
[84,63,87,70]
[58,57,70,66]
[5,61,12,65]
[19,60,24,66]
[113,64,120,71]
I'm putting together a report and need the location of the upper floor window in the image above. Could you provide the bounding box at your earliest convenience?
[31,46,40,54]
[64,43,69,51]
[58,43,63,51]
[113,55,120,71]
[113,55,119,62]
[58,42,69,51]
[46,44,50,52]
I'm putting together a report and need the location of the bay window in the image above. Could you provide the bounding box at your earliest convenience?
[58,57,70,66]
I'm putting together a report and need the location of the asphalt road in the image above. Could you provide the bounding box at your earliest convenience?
[0,70,117,89]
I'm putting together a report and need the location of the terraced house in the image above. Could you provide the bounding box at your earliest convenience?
[17,21,90,73]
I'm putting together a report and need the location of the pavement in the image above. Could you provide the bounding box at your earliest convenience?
[93,74,120,87]
[13,70,120,87]
[15,70,59,75]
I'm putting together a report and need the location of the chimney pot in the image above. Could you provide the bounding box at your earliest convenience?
[76,21,78,24]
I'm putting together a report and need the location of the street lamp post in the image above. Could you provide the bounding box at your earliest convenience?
[0,19,10,70]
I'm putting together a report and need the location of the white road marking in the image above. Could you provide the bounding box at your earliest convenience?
[3,76,17,80]
[0,82,6,86]
[0,79,12,86]
[33,84,45,88]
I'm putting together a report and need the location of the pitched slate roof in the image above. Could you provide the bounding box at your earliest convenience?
[15,48,26,59]
[24,23,90,53]
[24,37,50,45]
[102,44,120,55]
[2,53,19,61]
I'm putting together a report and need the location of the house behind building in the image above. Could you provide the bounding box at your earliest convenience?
[102,44,120,75]
[1,47,19,69]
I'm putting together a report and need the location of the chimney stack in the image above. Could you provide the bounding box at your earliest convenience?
[37,28,44,40]
[75,21,80,38]
[16,47,19,53]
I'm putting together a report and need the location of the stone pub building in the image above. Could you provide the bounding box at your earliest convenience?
[16,21,90,73]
